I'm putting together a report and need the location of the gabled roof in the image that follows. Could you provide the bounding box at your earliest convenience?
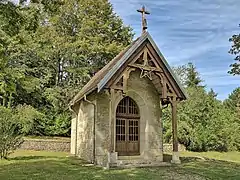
[71,32,187,105]
[71,37,141,105]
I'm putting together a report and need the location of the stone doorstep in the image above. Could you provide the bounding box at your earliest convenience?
[114,160,171,168]
[117,155,141,160]
[117,162,171,168]
[116,158,171,167]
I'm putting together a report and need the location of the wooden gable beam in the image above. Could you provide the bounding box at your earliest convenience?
[103,39,184,103]
[104,41,148,89]
[145,42,183,99]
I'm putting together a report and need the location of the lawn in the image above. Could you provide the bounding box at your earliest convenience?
[0,150,239,180]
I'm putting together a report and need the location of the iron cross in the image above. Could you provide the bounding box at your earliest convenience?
[137,6,150,34]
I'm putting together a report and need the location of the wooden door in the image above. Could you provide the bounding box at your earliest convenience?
[116,97,140,156]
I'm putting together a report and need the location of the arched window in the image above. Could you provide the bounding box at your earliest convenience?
[116,96,139,117]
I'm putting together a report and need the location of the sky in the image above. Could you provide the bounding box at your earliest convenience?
[110,0,240,100]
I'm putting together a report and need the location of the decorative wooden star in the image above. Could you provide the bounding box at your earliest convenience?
[140,68,153,80]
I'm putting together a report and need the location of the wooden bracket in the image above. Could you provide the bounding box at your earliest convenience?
[123,67,136,93]
[156,73,167,99]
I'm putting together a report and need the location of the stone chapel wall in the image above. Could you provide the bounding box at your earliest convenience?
[126,69,163,161]
[76,95,95,163]
[95,91,110,166]
[92,69,163,166]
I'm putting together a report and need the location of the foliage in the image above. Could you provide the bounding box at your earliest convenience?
[0,106,24,159]
[224,87,240,112]
[173,62,203,88]
[14,104,44,135]
[0,0,133,136]
[163,64,240,152]
[229,24,240,75]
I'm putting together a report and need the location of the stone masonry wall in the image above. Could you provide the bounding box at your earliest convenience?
[19,138,70,152]
[100,69,165,167]
[76,95,95,163]
[127,70,163,162]
[19,138,185,153]
[95,91,110,167]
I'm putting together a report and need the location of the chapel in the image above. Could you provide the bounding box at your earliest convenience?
[70,6,187,168]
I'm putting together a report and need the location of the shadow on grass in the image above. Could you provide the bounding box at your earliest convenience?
[9,156,58,161]
[163,153,205,163]
[163,153,240,179]
[0,155,239,180]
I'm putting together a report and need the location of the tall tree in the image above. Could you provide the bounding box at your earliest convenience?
[27,0,134,127]
[173,62,203,88]
[224,87,240,112]
[229,25,240,75]
[0,0,38,108]
[185,63,203,87]
[164,63,239,151]
[0,0,134,136]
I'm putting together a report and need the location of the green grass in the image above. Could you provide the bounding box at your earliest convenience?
[180,151,240,163]
[0,150,239,180]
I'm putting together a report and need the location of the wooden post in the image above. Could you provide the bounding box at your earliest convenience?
[171,97,181,164]
[172,97,178,152]
[106,89,118,168]
[110,88,115,153]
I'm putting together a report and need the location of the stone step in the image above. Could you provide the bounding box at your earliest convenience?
[116,159,171,168]
[117,156,141,160]
[116,160,171,168]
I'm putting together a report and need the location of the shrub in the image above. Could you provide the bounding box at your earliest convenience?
[45,112,71,137]
[14,104,44,135]
[0,106,24,159]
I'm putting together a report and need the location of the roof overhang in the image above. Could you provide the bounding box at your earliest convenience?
[97,32,187,100]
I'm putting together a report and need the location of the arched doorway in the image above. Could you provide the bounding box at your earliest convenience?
[116,96,140,156]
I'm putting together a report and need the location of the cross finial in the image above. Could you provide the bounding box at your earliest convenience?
[137,5,150,34]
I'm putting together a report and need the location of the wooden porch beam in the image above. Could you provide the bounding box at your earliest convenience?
[128,64,163,73]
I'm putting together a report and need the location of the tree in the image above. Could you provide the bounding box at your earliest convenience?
[185,63,203,87]
[208,88,218,98]
[29,0,134,136]
[163,63,239,152]
[224,87,240,124]
[228,25,240,75]
[0,0,134,136]
[0,0,42,108]
[163,86,239,151]
[14,104,44,135]
[224,87,240,110]
[173,62,203,88]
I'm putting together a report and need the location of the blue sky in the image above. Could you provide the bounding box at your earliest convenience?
[110,0,240,100]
